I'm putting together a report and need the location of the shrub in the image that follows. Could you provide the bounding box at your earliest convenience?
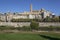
[22,26,31,31]
[11,19,30,22]
[16,27,22,30]
[0,25,15,30]
[30,21,39,30]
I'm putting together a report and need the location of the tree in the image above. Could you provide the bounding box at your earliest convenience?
[52,17,59,22]
[43,16,52,22]
[30,21,39,30]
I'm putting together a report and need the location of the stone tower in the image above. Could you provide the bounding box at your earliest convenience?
[30,4,32,12]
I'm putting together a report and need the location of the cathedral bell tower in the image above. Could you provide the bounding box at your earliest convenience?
[30,4,32,12]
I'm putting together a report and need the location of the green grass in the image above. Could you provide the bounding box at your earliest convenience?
[0,32,60,40]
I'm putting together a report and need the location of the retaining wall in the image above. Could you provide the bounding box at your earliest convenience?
[0,22,60,27]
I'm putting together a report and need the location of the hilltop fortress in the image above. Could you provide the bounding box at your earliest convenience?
[0,4,53,22]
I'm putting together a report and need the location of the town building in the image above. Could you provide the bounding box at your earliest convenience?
[0,4,53,22]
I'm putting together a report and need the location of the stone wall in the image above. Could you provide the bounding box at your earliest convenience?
[0,22,60,27]
[39,22,60,27]
[0,22,30,27]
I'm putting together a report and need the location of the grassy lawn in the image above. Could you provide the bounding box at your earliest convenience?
[0,32,60,40]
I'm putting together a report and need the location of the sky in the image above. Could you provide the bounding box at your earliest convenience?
[0,0,60,15]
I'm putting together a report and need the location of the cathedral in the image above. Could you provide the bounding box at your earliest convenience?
[0,4,53,22]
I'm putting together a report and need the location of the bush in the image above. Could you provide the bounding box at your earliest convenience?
[30,21,39,30]
[11,19,31,22]
[0,26,16,30]
[0,26,8,30]
[16,27,22,30]
[39,27,49,31]
[22,26,31,31]
[15,26,31,31]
